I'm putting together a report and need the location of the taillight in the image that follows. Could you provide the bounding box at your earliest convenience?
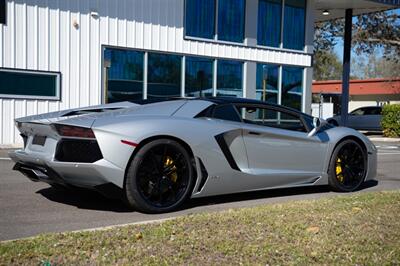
[52,124,95,138]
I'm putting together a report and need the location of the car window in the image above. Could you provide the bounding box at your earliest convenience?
[211,104,242,122]
[351,107,381,115]
[350,108,366,116]
[235,105,307,132]
[364,107,382,115]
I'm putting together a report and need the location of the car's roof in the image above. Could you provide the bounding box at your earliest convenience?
[355,106,382,109]
[131,96,305,116]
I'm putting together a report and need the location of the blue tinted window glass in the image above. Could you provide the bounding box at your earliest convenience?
[218,0,245,43]
[283,0,305,50]
[282,66,303,110]
[148,53,182,99]
[185,57,214,97]
[185,0,215,39]
[104,48,144,103]
[257,0,281,47]
[217,60,243,97]
[256,64,279,104]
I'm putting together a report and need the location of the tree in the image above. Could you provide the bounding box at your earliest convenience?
[314,10,400,62]
[351,52,400,79]
[313,50,342,81]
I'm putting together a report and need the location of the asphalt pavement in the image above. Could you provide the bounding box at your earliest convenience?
[1,141,399,241]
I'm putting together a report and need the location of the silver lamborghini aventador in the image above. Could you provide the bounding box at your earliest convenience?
[10,97,377,213]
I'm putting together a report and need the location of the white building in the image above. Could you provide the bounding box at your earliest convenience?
[0,0,398,145]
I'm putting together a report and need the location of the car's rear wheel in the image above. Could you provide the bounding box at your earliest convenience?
[124,139,194,213]
[328,139,367,192]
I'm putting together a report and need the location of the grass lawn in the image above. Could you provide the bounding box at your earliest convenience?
[1,191,400,265]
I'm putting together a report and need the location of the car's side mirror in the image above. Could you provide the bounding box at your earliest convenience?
[308,117,328,137]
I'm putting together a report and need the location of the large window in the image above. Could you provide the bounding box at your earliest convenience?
[185,0,245,43]
[0,0,5,24]
[147,53,182,99]
[256,64,279,104]
[185,57,214,97]
[217,0,245,42]
[0,68,60,99]
[282,66,303,110]
[257,0,305,50]
[217,60,243,97]
[185,0,215,39]
[283,0,305,50]
[104,48,144,103]
[257,0,281,47]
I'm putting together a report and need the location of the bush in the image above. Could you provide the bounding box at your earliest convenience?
[381,104,400,137]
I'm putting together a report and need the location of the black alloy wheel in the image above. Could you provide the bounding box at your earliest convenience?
[328,139,367,192]
[124,139,194,213]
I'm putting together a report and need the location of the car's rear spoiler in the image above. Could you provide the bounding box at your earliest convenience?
[15,101,138,124]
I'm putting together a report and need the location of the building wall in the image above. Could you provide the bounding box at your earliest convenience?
[349,100,400,111]
[0,0,313,145]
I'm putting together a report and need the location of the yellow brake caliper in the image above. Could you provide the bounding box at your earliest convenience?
[164,156,178,183]
[336,158,344,183]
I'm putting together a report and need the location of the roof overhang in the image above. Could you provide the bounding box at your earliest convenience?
[315,0,400,22]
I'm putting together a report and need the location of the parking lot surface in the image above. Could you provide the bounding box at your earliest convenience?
[0,142,399,241]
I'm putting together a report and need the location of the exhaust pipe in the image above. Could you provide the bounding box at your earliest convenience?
[13,163,49,182]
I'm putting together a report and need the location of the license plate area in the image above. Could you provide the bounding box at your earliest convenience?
[32,135,47,146]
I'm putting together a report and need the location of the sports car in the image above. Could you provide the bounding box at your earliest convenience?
[10,97,377,213]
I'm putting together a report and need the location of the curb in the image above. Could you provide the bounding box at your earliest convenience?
[0,145,23,149]
[0,217,177,243]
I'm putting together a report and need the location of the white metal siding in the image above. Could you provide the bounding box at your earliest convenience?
[0,0,313,145]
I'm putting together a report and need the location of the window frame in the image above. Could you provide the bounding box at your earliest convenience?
[233,103,312,133]
[184,0,216,40]
[256,63,280,104]
[185,56,214,97]
[282,0,307,51]
[256,0,307,52]
[184,0,246,45]
[216,59,245,98]
[0,0,6,25]
[0,67,61,100]
[146,52,183,100]
[257,0,282,48]
[103,48,145,103]
[281,66,304,111]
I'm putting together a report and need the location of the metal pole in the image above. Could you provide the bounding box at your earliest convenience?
[341,8,353,126]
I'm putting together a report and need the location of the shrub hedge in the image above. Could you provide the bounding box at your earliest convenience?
[381,104,400,137]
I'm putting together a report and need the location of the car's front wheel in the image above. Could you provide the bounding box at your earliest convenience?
[328,139,367,192]
[124,139,195,213]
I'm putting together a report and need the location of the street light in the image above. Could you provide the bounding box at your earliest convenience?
[322,10,330,16]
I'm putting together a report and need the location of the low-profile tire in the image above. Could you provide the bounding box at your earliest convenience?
[328,139,367,192]
[124,139,195,213]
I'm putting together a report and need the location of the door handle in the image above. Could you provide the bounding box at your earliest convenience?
[248,131,261,136]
